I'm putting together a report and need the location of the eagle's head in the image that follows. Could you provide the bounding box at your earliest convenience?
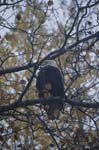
[41,60,58,68]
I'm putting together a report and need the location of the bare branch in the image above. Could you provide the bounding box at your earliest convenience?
[0,62,37,75]
[0,31,99,75]
[0,97,99,114]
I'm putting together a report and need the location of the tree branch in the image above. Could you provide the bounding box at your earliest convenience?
[0,97,99,114]
[0,0,23,6]
[48,31,99,60]
[0,62,37,75]
[0,31,99,75]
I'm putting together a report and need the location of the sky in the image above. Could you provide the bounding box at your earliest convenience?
[0,0,71,37]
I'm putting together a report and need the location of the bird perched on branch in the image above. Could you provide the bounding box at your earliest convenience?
[36,60,64,120]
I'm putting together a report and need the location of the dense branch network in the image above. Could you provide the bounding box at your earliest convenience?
[0,0,99,149]
[0,28,99,113]
[0,31,99,75]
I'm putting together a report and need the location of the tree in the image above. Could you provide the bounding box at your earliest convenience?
[0,0,99,149]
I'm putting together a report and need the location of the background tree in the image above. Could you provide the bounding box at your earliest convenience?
[0,0,99,149]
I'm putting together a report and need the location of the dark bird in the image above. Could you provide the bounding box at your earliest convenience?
[36,60,64,120]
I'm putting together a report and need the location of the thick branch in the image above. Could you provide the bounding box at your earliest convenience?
[48,31,99,59]
[0,62,37,75]
[0,97,99,114]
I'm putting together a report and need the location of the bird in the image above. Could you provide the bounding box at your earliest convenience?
[36,60,64,120]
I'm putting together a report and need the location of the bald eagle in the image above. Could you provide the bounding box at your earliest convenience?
[36,60,64,119]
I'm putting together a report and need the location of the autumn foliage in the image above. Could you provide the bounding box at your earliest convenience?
[0,0,99,149]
